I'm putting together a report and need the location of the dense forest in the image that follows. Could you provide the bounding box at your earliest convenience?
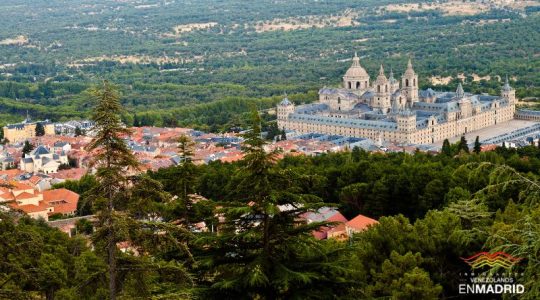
[0,0,538,130]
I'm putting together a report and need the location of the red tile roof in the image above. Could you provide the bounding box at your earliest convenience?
[52,168,87,180]
[11,181,34,191]
[28,175,44,185]
[43,188,79,215]
[9,201,50,213]
[346,214,378,232]
[0,169,25,180]
[15,192,38,200]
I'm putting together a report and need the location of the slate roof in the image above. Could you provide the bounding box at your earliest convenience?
[31,145,50,156]
[279,98,292,106]
[289,113,398,130]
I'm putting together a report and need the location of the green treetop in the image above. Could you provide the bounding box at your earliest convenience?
[35,122,45,137]
[195,109,356,299]
[22,140,34,155]
[473,136,481,154]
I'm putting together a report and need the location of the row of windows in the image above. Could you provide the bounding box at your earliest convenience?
[347,81,369,89]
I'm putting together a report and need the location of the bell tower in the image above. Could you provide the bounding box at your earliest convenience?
[501,75,516,105]
[372,65,391,113]
[401,58,419,105]
[277,96,295,121]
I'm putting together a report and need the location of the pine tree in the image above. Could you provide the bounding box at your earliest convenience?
[196,109,356,299]
[458,136,469,153]
[441,139,452,156]
[133,114,140,127]
[177,134,195,164]
[85,80,138,300]
[35,122,45,136]
[175,134,197,223]
[22,140,34,155]
[74,126,83,136]
[85,81,192,298]
[473,136,481,154]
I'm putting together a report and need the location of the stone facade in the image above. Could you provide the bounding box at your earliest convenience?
[277,55,517,144]
[3,116,55,143]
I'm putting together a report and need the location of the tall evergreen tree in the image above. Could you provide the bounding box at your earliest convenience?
[458,136,469,153]
[441,139,452,156]
[177,134,195,164]
[86,81,192,299]
[74,126,83,136]
[175,134,198,223]
[35,122,45,136]
[473,136,481,154]
[133,114,140,127]
[196,109,355,299]
[86,80,139,300]
[22,140,34,155]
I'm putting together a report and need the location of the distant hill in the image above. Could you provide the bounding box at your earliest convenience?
[0,0,538,129]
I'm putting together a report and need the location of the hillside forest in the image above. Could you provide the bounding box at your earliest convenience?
[0,0,538,131]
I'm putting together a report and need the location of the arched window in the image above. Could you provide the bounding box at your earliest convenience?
[356,82,360,89]
[406,79,409,87]
[385,85,388,92]
[413,78,416,86]
[348,82,351,89]
[377,85,381,93]
[365,81,368,87]
[337,97,341,104]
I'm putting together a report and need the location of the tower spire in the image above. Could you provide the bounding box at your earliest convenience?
[503,74,511,89]
[351,52,360,67]
[456,83,464,98]
[379,64,385,75]
[407,58,413,70]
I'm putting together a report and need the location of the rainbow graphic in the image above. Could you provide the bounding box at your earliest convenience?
[461,252,522,269]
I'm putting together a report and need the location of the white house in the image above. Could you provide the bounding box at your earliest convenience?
[20,145,69,174]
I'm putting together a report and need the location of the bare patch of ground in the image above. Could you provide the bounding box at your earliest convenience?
[472,74,491,81]
[384,1,539,16]
[352,38,370,43]
[68,54,202,67]
[430,76,453,85]
[462,18,512,26]
[430,73,500,85]
[253,10,360,32]
[0,35,28,46]
[164,22,219,37]
[385,2,488,16]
